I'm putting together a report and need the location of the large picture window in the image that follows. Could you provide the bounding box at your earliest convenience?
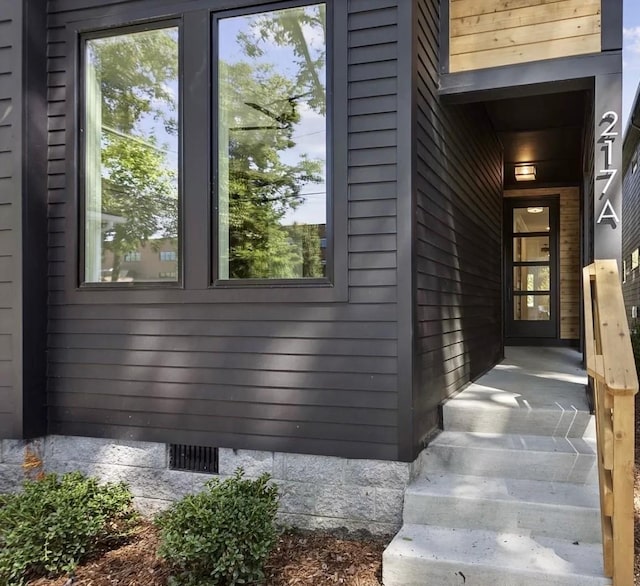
[82,26,180,284]
[77,2,341,294]
[217,3,327,280]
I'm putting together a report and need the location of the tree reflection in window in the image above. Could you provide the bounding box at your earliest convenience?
[84,27,179,283]
[217,4,327,280]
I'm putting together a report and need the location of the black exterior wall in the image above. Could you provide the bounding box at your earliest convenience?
[45,0,405,460]
[0,0,21,437]
[583,90,596,270]
[623,107,640,323]
[411,0,504,448]
[622,147,640,321]
[0,0,48,439]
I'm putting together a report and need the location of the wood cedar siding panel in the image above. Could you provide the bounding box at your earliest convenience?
[414,0,503,445]
[449,0,602,73]
[623,141,640,323]
[0,0,21,438]
[504,187,581,341]
[46,0,401,460]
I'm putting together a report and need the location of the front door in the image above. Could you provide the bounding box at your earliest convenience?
[505,197,559,340]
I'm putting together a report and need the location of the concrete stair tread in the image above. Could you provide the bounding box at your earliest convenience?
[424,431,598,484]
[408,472,600,509]
[446,382,591,411]
[403,473,601,543]
[431,430,596,455]
[383,524,610,586]
[442,389,596,438]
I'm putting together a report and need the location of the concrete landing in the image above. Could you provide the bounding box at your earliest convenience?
[443,347,594,438]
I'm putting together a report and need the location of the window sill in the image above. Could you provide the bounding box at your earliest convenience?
[62,279,348,305]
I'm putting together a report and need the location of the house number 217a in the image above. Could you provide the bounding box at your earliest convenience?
[597,110,620,226]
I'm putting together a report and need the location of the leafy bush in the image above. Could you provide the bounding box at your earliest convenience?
[0,472,138,585]
[157,469,279,586]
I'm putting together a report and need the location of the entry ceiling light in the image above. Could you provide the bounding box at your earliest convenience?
[527,207,544,214]
[515,164,536,182]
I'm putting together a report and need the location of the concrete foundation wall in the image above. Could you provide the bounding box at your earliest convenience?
[0,436,425,535]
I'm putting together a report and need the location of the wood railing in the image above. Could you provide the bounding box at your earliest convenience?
[583,260,639,585]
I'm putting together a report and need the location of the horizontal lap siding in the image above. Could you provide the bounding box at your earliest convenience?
[414,0,503,444]
[46,0,401,460]
[623,144,640,323]
[449,0,602,73]
[0,1,20,437]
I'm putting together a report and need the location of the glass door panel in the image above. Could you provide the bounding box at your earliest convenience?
[513,236,550,262]
[513,266,550,291]
[505,199,558,339]
[513,207,549,233]
[513,295,551,321]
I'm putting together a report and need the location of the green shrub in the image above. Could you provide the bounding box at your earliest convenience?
[0,471,138,585]
[157,469,279,586]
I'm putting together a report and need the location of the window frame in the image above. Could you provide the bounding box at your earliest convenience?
[77,19,184,289]
[211,0,333,287]
[65,0,347,304]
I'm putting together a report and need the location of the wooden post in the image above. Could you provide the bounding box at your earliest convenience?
[611,393,635,586]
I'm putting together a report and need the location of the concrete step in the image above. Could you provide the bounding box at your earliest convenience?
[443,392,596,438]
[403,472,601,543]
[424,431,598,483]
[383,524,610,586]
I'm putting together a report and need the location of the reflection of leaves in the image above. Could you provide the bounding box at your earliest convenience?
[236,5,326,115]
[88,29,178,134]
[101,135,177,280]
[86,28,179,281]
[220,61,324,279]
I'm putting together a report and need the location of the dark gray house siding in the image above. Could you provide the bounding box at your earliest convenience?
[583,92,595,272]
[411,0,503,446]
[0,0,48,439]
[0,0,21,437]
[622,137,640,322]
[45,0,405,460]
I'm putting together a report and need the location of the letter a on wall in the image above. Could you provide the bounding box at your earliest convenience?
[596,199,620,226]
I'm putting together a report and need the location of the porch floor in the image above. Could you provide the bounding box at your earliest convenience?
[443,346,594,439]
[467,346,589,409]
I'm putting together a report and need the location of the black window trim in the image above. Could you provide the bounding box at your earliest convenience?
[77,18,184,290]
[64,0,348,304]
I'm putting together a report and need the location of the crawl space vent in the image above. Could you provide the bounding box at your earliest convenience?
[169,444,218,474]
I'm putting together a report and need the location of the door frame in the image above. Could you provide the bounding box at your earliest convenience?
[503,195,560,342]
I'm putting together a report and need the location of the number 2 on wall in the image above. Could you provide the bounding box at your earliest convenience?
[600,111,619,137]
